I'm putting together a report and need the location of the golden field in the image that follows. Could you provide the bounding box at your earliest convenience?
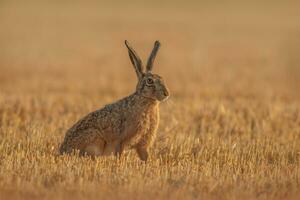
[0,0,299,199]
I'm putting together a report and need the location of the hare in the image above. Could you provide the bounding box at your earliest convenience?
[59,40,170,161]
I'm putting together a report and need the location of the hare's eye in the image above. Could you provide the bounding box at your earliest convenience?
[146,78,154,85]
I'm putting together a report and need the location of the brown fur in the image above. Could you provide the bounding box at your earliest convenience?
[59,41,169,161]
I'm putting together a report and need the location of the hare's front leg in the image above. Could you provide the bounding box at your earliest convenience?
[135,146,149,161]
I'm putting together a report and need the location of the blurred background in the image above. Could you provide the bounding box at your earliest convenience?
[1,0,299,101]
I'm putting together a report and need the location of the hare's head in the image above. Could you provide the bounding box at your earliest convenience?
[125,40,170,102]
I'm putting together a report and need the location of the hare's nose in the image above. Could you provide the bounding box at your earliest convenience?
[163,89,170,97]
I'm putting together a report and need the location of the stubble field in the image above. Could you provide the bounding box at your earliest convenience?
[0,0,299,199]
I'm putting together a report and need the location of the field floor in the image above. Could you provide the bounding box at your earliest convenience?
[0,1,299,199]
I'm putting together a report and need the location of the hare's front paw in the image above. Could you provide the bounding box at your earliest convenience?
[136,146,149,161]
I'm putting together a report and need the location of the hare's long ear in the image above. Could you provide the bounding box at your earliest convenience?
[125,40,144,79]
[146,41,161,72]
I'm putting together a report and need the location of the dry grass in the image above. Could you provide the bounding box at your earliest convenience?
[0,0,300,199]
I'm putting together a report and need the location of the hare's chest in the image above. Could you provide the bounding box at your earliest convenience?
[138,110,159,131]
[123,108,159,143]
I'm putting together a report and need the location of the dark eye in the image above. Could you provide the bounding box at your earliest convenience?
[146,78,154,85]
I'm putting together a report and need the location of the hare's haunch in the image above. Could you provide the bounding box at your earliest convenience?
[59,40,170,161]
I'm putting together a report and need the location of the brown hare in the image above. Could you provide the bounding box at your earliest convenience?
[59,40,170,161]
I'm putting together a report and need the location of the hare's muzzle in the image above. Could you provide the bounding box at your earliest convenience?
[159,87,170,102]
[163,90,170,98]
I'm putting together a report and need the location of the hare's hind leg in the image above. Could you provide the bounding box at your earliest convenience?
[60,129,106,157]
[64,128,105,157]
[114,142,124,158]
[84,138,106,157]
[100,140,122,156]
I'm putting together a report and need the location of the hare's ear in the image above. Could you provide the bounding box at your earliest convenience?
[125,40,144,79]
[146,41,161,72]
